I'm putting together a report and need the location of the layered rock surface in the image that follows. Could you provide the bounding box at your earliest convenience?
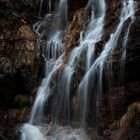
[0,3,44,139]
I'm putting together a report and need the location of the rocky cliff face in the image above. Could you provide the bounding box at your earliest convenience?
[0,2,44,139]
[0,0,140,140]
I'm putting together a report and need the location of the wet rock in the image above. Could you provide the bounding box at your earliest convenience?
[110,102,140,140]
[68,0,88,19]
[0,9,44,107]
[105,0,122,33]
[64,9,86,51]
[0,108,30,140]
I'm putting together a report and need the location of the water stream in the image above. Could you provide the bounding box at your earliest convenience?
[20,0,136,139]
[78,0,136,128]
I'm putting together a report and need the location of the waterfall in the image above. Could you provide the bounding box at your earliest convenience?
[29,0,68,124]
[78,0,136,128]
[20,0,69,139]
[20,0,136,139]
[76,0,106,127]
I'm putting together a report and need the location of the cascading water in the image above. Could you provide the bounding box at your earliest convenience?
[59,1,106,127]
[20,0,70,139]
[120,0,136,83]
[30,0,68,122]
[20,0,136,139]
[74,0,106,127]
[46,0,68,60]
[78,0,136,129]
[20,0,89,139]
[66,0,105,72]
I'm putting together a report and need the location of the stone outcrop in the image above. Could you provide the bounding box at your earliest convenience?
[64,9,85,51]
[0,22,44,106]
[0,6,44,139]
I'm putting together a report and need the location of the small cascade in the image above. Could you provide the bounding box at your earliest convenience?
[60,1,106,127]
[78,0,136,128]
[20,124,46,140]
[34,0,68,58]
[77,0,106,127]
[47,38,64,60]
[20,0,69,139]
[29,56,63,124]
[29,0,68,125]
[56,0,106,124]
[46,0,68,60]
[67,0,105,72]
[29,0,68,124]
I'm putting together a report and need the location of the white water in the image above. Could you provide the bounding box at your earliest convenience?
[29,56,64,124]
[20,0,69,139]
[78,0,136,128]
[20,124,46,140]
[20,0,136,139]
[76,0,106,127]
[60,2,106,124]
[20,124,89,140]
[29,0,68,125]
[47,34,65,59]
[30,2,69,121]
[67,0,105,71]
[46,0,68,59]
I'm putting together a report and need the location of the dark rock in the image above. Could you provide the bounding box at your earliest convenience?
[0,22,44,107]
